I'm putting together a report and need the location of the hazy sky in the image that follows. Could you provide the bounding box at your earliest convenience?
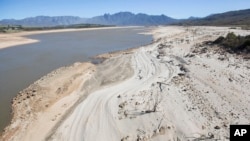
[0,0,249,19]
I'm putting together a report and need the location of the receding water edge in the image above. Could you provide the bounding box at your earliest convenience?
[0,27,153,131]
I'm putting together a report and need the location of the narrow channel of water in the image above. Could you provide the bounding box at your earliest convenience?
[0,27,153,131]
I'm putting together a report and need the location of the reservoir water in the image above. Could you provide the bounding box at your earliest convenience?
[0,27,153,131]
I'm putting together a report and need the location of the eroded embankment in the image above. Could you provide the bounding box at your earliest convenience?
[1,26,250,141]
[48,26,250,141]
[0,54,133,141]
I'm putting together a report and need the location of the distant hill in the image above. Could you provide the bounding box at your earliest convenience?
[177,9,250,25]
[0,16,86,27]
[0,12,178,26]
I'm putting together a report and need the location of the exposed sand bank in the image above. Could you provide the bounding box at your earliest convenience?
[0,34,39,49]
[1,26,250,141]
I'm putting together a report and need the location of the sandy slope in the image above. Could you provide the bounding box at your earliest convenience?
[1,26,250,141]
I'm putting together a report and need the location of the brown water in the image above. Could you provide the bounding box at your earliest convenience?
[0,27,152,131]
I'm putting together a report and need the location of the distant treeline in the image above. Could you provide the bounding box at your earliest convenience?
[0,24,114,33]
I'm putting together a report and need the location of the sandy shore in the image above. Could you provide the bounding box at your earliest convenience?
[0,34,39,49]
[0,26,140,50]
[1,26,250,141]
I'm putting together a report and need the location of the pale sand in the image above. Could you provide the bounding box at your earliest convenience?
[0,34,39,49]
[1,26,250,141]
[0,26,140,50]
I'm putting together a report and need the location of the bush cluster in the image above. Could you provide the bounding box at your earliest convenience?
[213,32,250,53]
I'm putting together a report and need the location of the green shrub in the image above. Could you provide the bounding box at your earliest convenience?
[213,36,224,44]
[213,32,250,53]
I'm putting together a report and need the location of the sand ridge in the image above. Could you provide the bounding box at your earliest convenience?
[1,26,250,141]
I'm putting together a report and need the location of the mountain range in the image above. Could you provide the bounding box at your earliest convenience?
[0,9,249,26]
[0,12,178,27]
[85,12,177,26]
[0,16,85,27]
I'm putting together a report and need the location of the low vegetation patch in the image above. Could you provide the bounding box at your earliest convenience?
[213,32,250,53]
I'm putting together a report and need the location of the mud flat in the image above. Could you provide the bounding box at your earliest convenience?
[1,26,250,141]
